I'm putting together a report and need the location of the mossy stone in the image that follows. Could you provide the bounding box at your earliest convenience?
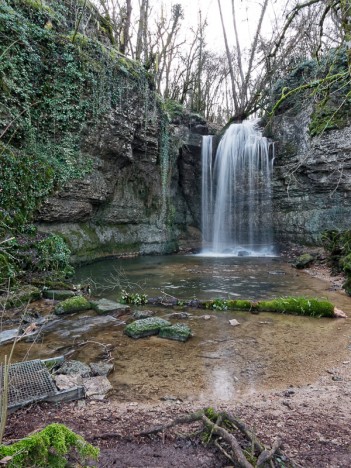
[124,317,171,339]
[159,323,192,342]
[54,296,91,315]
[43,289,75,300]
[293,253,314,269]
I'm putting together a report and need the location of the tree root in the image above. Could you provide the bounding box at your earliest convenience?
[135,408,290,468]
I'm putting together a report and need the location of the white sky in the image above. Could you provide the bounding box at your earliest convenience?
[153,0,283,51]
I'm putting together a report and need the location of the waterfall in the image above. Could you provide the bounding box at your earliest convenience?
[201,121,275,256]
[201,135,213,243]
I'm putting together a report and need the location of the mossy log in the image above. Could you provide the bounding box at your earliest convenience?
[147,295,337,317]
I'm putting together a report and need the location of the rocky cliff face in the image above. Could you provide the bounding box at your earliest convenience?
[36,106,207,263]
[271,107,351,244]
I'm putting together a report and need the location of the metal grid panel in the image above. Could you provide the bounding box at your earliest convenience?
[1,360,57,407]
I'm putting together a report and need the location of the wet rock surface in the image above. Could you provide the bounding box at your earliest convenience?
[272,109,351,243]
[158,323,192,342]
[124,317,171,339]
[90,298,130,315]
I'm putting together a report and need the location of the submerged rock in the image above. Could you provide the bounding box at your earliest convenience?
[159,323,192,342]
[167,312,191,320]
[54,296,91,315]
[124,317,171,339]
[238,250,250,257]
[90,298,130,315]
[133,310,156,320]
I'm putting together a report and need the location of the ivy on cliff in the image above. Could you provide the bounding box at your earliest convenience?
[0,0,168,284]
[269,47,351,136]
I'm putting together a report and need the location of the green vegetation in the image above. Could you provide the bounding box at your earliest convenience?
[0,0,168,284]
[54,295,91,315]
[0,423,99,467]
[269,48,351,136]
[202,296,334,317]
[257,297,334,317]
[321,229,351,295]
[121,289,148,305]
[204,299,253,311]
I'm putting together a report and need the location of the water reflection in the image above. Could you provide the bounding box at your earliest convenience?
[76,255,303,301]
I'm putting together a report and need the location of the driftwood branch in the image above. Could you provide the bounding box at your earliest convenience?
[135,409,289,468]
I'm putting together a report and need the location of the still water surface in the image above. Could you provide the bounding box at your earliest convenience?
[7,255,351,403]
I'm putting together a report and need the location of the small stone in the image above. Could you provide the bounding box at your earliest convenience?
[133,310,156,320]
[229,319,240,327]
[54,374,83,391]
[89,362,114,377]
[83,376,113,399]
[57,360,91,378]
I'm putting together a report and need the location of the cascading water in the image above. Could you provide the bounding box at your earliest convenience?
[201,121,275,256]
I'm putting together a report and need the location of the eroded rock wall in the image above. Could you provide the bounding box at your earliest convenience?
[36,108,205,262]
[271,107,351,244]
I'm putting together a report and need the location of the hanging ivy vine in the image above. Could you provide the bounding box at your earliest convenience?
[0,0,170,284]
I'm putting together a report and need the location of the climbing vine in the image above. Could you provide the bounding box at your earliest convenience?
[0,0,166,283]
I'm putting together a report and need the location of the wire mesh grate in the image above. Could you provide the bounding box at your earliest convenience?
[1,360,57,407]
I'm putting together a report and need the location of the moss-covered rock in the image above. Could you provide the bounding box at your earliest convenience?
[124,317,171,339]
[257,297,334,317]
[54,295,91,315]
[159,323,192,342]
[292,253,314,269]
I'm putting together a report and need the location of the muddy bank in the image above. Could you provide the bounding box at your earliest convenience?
[4,357,351,467]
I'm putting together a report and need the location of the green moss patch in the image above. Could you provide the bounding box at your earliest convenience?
[159,323,192,342]
[124,317,171,339]
[204,299,252,311]
[54,295,91,315]
[0,423,99,467]
[257,297,334,317]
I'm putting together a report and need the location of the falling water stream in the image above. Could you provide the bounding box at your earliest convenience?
[201,121,274,256]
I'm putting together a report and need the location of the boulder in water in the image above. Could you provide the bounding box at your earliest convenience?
[90,298,130,315]
[238,250,250,257]
[54,296,91,315]
[124,317,171,339]
[159,323,192,342]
